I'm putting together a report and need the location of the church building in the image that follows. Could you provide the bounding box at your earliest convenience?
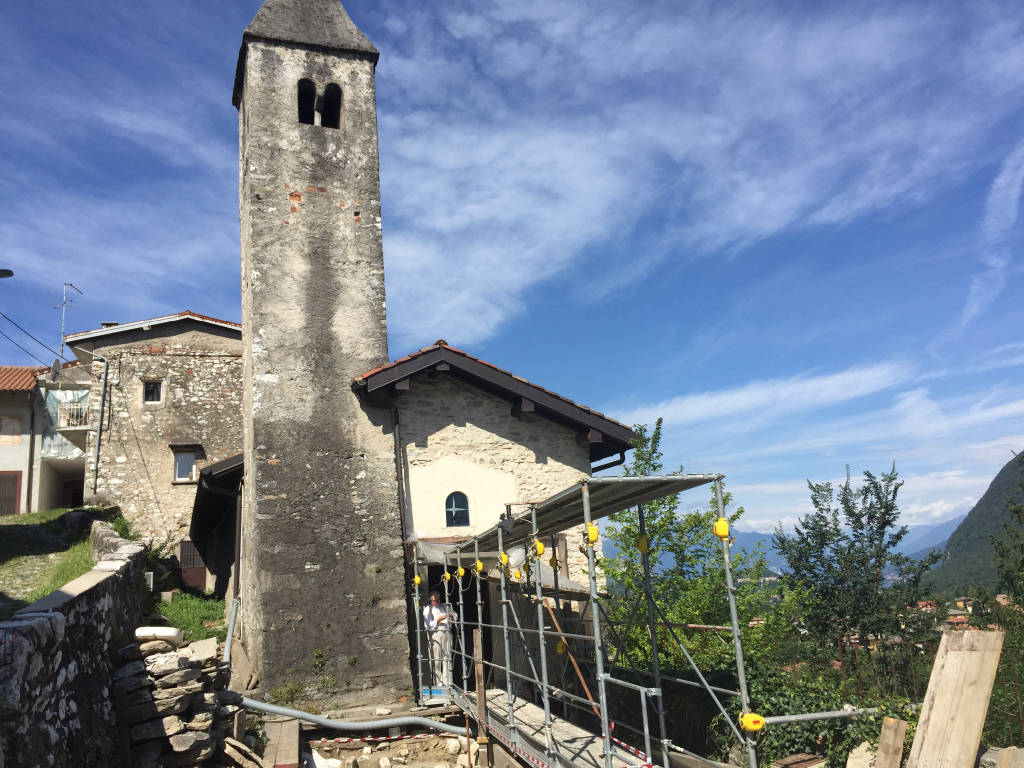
[230,0,636,704]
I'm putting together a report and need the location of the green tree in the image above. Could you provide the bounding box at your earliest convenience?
[601,419,772,670]
[772,465,939,651]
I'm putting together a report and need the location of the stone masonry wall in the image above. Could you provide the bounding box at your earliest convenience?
[237,37,410,703]
[0,520,146,767]
[83,323,242,548]
[397,374,599,581]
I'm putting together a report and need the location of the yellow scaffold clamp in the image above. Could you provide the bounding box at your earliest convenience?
[475,560,484,574]
[587,524,599,546]
[443,571,451,582]
[513,568,522,581]
[549,556,558,569]
[457,566,465,579]
[534,540,545,557]
[556,640,567,655]
[500,552,509,566]
[413,574,421,587]
[739,712,765,732]
[636,534,649,554]
[713,517,730,541]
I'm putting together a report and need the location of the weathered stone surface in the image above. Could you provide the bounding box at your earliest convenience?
[119,643,143,662]
[147,650,199,675]
[379,756,391,768]
[114,673,153,695]
[134,739,164,765]
[122,691,191,724]
[170,728,212,752]
[164,744,215,766]
[185,637,220,665]
[157,668,202,688]
[140,639,177,657]
[130,714,184,742]
[83,324,242,547]
[113,659,147,680]
[187,711,214,730]
[236,16,410,705]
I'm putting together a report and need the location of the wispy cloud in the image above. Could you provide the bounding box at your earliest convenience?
[960,137,1024,327]
[615,361,912,428]
[375,2,1024,345]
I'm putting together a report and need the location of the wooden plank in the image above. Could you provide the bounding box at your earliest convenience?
[875,717,907,768]
[907,630,1004,768]
[262,720,283,768]
[273,718,300,768]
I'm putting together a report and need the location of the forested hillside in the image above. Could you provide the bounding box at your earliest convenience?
[923,453,1024,593]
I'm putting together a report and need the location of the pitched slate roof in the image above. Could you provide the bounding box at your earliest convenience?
[0,366,43,392]
[355,340,637,462]
[64,311,241,344]
[233,0,379,106]
[244,0,377,56]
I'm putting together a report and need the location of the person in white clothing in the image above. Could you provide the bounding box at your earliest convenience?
[423,590,457,688]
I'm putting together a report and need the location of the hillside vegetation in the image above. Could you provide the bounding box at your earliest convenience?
[923,453,1024,594]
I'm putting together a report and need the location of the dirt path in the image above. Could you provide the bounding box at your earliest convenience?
[0,519,77,620]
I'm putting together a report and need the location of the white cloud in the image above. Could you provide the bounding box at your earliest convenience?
[372,2,1024,346]
[616,361,912,428]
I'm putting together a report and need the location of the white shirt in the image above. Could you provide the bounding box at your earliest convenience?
[423,603,456,631]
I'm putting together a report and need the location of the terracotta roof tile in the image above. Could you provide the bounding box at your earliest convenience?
[356,340,632,433]
[0,365,45,391]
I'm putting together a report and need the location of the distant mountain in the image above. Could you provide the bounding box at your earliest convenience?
[897,514,966,557]
[922,454,1024,595]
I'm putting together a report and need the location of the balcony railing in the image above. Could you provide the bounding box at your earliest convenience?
[58,401,88,428]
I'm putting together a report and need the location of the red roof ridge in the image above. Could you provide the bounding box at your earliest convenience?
[354,343,627,430]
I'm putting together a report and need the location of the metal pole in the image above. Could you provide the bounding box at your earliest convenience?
[716,479,757,768]
[413,548,424,700]
[457,547,469,694]
[582,482,614,768]
[444,552,454,696]
[637,503,671,768]
[91,356,109,493]
[531,506,554,754]
[497,524,517,739]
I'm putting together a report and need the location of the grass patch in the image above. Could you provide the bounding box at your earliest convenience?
[24,536,94,604]
[108,513,136,540]
[157,592,226,643]
[0,507,68,527]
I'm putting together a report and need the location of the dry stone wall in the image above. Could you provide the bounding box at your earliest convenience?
[0,520,146,767]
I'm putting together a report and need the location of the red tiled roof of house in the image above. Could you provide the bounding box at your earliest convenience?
[356,340,631,432]
[0,365,44,391]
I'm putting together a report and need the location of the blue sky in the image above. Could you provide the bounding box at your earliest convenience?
[2,1,1023,532]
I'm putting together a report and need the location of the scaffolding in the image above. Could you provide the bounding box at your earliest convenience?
[409,475,870,768]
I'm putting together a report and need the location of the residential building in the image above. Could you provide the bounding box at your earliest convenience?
[64,311,242,557]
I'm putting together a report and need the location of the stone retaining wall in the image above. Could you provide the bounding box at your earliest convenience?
[0,520,147,768]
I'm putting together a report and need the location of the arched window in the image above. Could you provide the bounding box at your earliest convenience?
[297,79,316,125]
[445,492,469,527]
[321,83,342,129]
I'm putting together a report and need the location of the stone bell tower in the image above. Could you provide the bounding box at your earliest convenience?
[233,0,410,702]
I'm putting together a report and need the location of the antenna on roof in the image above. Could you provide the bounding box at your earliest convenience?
[50,358,61,382]
[59,282,83,363]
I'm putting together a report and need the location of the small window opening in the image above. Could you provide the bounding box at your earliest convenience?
[298,79,316,125]
[445,491,469,527]
[143,381,162,403]
[321,83,342,129]
[173,450,197,483]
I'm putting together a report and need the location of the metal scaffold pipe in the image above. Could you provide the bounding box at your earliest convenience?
[715,479,758,768]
